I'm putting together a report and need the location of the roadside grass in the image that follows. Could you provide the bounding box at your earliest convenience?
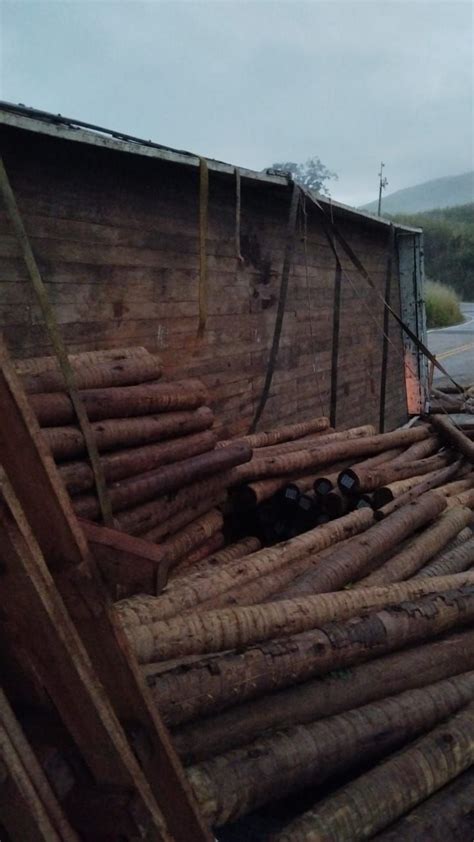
[425,280,463,329]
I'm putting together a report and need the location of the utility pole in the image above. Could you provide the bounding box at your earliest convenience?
[377,162,388,216]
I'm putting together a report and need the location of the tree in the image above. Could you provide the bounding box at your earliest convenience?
[268,157,337,195]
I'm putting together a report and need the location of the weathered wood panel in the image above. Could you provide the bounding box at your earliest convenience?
[0,125,408,435]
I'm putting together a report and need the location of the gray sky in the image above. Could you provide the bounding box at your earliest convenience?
[1,0,472,206]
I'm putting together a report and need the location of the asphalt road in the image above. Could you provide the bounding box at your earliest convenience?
[428,302,474,386]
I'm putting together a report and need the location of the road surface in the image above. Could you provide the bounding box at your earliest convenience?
[428,302,474,386]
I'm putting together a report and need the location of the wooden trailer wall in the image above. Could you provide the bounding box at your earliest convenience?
[0,119,412,437]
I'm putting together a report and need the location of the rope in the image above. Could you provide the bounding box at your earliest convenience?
[0,156,113,525]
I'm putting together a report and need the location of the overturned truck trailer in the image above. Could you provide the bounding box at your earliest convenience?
[0,102,426,436]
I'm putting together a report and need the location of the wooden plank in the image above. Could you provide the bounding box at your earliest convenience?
[0,688,78,842]
[0,341,212,842]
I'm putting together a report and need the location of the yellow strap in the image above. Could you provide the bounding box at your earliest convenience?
[0,156,113,525]
[197,158,209,337]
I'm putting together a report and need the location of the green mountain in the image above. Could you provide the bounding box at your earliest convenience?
[391,204,474,299]
[362,172,473,215]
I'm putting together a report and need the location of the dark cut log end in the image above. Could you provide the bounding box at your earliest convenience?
[314,477,334,495]
[338,468,359,494]
[321,492,344,519]
[230,485,259,511]
[372,487,395,509]
[283,484,301,505]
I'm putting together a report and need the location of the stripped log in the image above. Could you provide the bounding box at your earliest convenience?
[115,508,375,627]
[372,766,474,841]
[169,533,226,580]
[158,510,224,569]
[435,476,474,497]
[141,495,225,544]
[431,525,473,556]
[14,346,153,376]
[355,506,473,587]
[187,673,474,827]
[59,430,218,494]
[372,475,426,508]
[22,354,162,394]
[430,413,474,463]
[72,442,252,518]
[114,472,234,536]
[374,460,462,520]
[273,701,474,842]
[43,406,215,460]
[173,629,474,763]
[171,537,262,581]
[229,428,431,485]
[313,449,404,496]
[30,379,209,426]
[413,536,474,578]
[277,492,447,598]
[144,586,474,725]
[446,488,474,508]
[256,425,375,457]
[216,417,330,449]
[338,453,449,495]
[124,572,474,663]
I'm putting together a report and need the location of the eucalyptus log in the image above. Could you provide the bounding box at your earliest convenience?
[338,453,449,495]
[173,537,261,580]
[435,476,474,497]
[216,417,330,449]
[312,449,403,495]
[14,346,152,376]
[114,472,233,535]
[374,460,462,520]
[446,488,474,508]
[158,509,224,569]
[174,629,474,763]
[372,767,474,841]
[372,474,426,508]
[125,572,474,663]
[229,428,430,485]
[72,443,251,518]
[356,506,473,587]
[169,533,226,580]
[31,379,209,426]
[59,431,218,494]
[115,508,374,627]
[273,701,474,842]
[144,586,474,725]
[278,492,447,598]
[43,406,215,460]
[140,495,224,544]
[257,425,375,457]
[413,535,474,578]
[22,354,162,394]
[187,673,474,827]
[431,413,474,462]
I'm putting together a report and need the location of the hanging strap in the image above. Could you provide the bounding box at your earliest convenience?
[235,167,244,263]
[307,190,463,391]
[379,225,395,432]
[0,156,113,525]
[197,158,209,337]
[249,183,300,433]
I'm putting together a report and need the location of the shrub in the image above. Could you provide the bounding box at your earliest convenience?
[425,280,463,328]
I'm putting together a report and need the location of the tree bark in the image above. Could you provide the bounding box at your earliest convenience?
[273,701,474,842]
[186,673,474,827]
[216,417,330,449]
[22,354,162,394]
[124,572,474,664]
[278,492,447,598]
[430,414,474,463]
[144,586,474,725]
[43,406,215,461]
[413,535,474,578]
[374,460,462,520]
[58,430,218,494]
[115,508,375,627]
[173,629,474,763]
[355,506,473,587]
[30,379,209,426]
[372,767,474,841]
[72,442,252,518]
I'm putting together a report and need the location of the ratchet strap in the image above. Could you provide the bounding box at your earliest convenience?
[249,182,301,432]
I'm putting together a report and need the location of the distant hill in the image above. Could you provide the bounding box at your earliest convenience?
[390,204,474,299]
[362,172,474,215]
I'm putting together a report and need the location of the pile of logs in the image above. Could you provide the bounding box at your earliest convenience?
[111,411,474,840]
[15,346,255,586]
[430,383,474,414]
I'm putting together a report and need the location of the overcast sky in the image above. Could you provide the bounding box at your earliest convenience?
[1,0,472,206]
